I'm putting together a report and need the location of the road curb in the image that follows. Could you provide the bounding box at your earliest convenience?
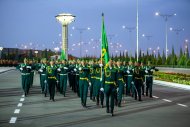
[154,80,190,91]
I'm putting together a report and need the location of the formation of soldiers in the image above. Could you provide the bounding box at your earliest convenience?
[17,58,158,116]
[0,59,18,67]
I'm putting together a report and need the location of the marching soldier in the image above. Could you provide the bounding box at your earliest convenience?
[116,60,125,107]
[94,59,104,107]
[89,60,96,101]
[132,61,144,101]
[57,60,69,96]
[38,59,48,96]
[144,61,159,97]
[46,60,57,101]
[140,62,146,95]
[101,60,117,116]
[125,61,134,96]
[17,58,32,96]
[78,60,91,107]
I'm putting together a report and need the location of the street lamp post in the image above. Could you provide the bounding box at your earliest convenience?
[155,12,176,59]
[73,27,90,58]
[55,13,75,60]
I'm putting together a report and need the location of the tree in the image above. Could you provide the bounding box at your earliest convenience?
[162,49,166,65]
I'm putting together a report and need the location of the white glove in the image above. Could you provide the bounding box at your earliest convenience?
[143,82,146,85]
[100,87,104,92]
[131,81,134,85]
[127,70,130,74]
[64,67,68,69]
[79,67,82,71]
[39,69,43,72]
[44,80,47,84]
[100,78,102,81]
[124,84,127,87]
[56,80,59,83]
[20,67,23,71]
[99,64,103,67]
[117,88,119,92]
[74,68,77,72]
[145,70,148,73]
[89,82,92,86]
[26,66,31,69]
[57,68,61,71]
[150,69,154,72]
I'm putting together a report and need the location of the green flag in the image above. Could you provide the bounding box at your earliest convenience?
[60,49,65,60]
[101,13,109,66]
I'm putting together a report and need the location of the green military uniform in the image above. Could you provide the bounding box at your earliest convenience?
[93,64,104,107]
[144,66,158,97]
[125,65,135,96]
[89,65,96,101]
[46,65,57,101]
[140,65,146,95]
[39,63,47,94]
[102,66,117,115]
[18,63,32,96]
[57,64,69,96]
[116,66,125,107]
[133,66,144,101]
[79,65,90,107]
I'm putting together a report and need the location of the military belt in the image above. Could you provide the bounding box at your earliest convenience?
[80,78,88,81]
[91,76,96,79]
[95,77,101,80]
[48,76,56,80]
[128,75,133,77]
[118,78,124,82]
[135,77,143,80]
[60,74,67,76]
[105,81,115,85]
[145,75,153,77]
[41,74,46,75]
[21,73,30,75]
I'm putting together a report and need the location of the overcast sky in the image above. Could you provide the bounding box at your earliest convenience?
[0,0,190,57]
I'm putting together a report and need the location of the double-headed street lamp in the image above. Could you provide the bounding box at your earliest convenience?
[155,12,176,59]
[170,27,184,35]
[73,27,90,58]
[55,13,75,60]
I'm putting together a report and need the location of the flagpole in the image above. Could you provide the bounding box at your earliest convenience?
[101,13,104,79]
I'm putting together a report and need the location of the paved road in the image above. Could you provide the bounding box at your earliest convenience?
[0,70,189,127]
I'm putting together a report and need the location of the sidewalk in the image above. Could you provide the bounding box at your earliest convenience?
[0,67,16,74]
[154,80,190,91]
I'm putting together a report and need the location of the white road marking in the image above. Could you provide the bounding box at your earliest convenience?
[9,117,17,123]
[162,99,172,102]
[177,103,188,107]
[20,98,25,102]
[22,95,25,97]
[153,96,159,99]
[17,103,23,107]
[14,109,20,114]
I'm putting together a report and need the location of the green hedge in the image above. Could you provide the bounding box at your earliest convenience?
[154,72,190,85]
